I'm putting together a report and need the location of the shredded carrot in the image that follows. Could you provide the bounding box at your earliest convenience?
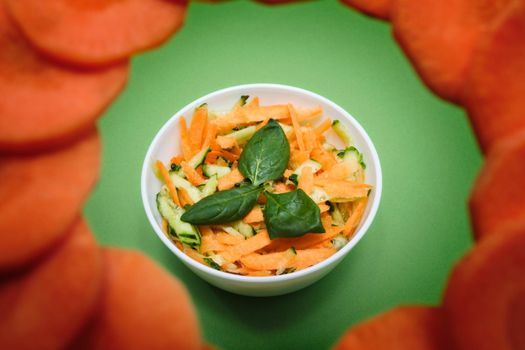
[206,150,238,164]
[298,166,314,195]
[178,187,194,206]
[241,247,335,271]
[218,168,244,191]
[216,232,244,245]
[181,161,205,186]
[190,106,208,150]
[156,160,181,206]
[202,124,217,148]
[162,219,169,234]
[314,119,332,136]
[216,135,236,149]
[343,198,368,236]
[288,104,305,151]
[199,225,214,236]
[195,165,204,177]
[243,207,264,224]
[222,230,271,262]
[179,118,194,161]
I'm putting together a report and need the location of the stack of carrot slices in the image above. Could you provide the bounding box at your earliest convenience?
[0,0,209,349]
[334,1,525,349]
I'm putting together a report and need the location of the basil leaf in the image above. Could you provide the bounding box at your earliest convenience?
[180,184,261,225]
[238,119,290,185]
[263,189,325,239]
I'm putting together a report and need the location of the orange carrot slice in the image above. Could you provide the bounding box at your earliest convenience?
[243,207,264,224]
[201,235,226,253]
[288,104,305,151]
[73,248,201,350]
[222,230,271,262]
[178,187,194,206]
[267,227,343,251]
[241,248,336,271]
[392,0,513,103]
[341,0,391,20]
[190,106,208,150]
[5,0,187,67]
[216,232,245,246]
[0,6,128,152]
[314,119,332,136]
[179,118,194,161]
[334,306,453,350]
[470,131,525,241]
[181,161,205,186]
[218,168,244,191]
[0,218,103,350]
[461,6,525,152]
[343,198,367,235]
[0,131,100,271]
[156,160,181,206]
[444,228,525,350]
[318,182,371,201]
[298,166,314,195]
[216,136,237,149]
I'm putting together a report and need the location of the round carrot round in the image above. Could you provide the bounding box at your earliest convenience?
[333,306,453,350]
[0,4,128,151]
[0,130,100,271]
[74,248,202,350]
[444,228,525,350]
[0,218,103,350]
[462,4,525,152]
[4,0,187,67]
[470,130,525,241]
[391,0,512,103]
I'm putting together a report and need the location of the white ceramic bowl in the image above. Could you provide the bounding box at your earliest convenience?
[141,84,382,297]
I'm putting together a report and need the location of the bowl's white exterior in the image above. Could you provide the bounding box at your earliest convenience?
[141,84,382,297]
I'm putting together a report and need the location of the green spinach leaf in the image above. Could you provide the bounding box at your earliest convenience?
[181,184,262,225]
[263,189,325,239]
[238,119,290,185]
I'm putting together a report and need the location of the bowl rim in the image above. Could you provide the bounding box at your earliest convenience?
[141,83,382,283]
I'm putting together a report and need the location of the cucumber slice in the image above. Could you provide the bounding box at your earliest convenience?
[201,175,218,197]
[328,201,345,226]
[156,190,201,248]
[232,220,255,238]
[219,225,244,238]
[202,164,231,179]
[337,146,366,170]
[293,159,322,175]
[310,187,330,203]
[224,125,256,145]
[169,172,202,203]
[188,147,210,169]
[331,234,349,250]
[332,120,352,145]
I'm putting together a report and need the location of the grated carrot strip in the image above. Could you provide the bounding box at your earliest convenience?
[179,117,194,161]
[156,160,181,206]
[288,104,305,151]
[181,161,205,186]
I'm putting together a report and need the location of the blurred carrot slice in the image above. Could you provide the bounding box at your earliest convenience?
[0,218,103,350]
[340,0,391,20]
[334,306,453,350]
[391,0,512,103]
[0,4,127,152]
[470,131,525,241]
[461,5,525,152]
[74,248,201,350]
[4,0,187,67]
[0,130,100,271]
[443,228,525,350]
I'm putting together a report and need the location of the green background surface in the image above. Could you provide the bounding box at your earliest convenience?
[85,1,482,349]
